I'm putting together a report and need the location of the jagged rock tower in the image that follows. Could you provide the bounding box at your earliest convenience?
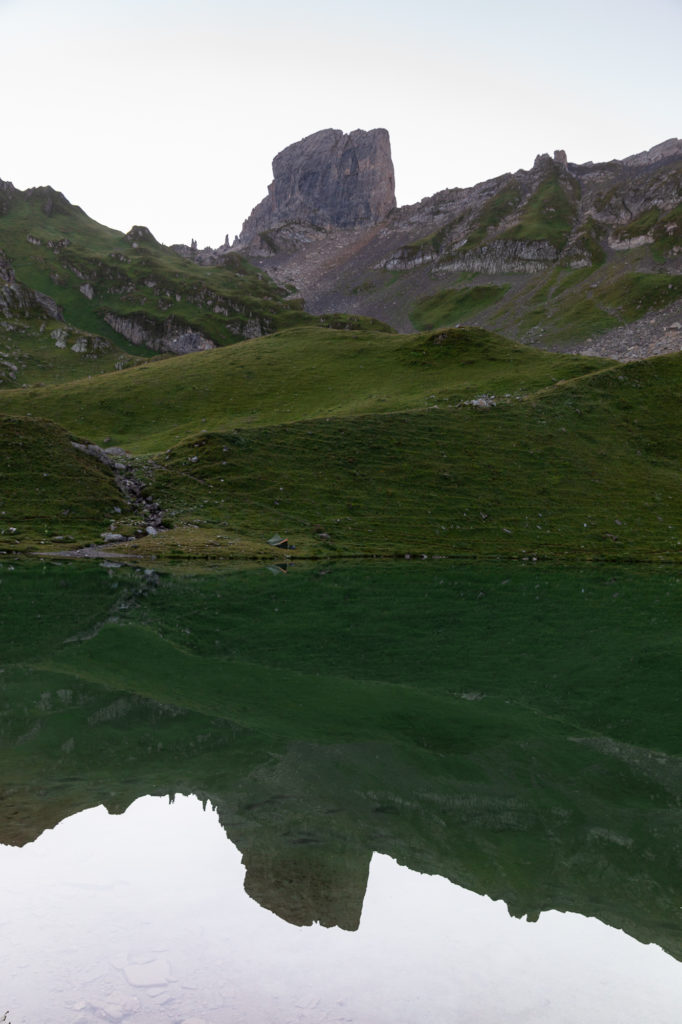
[234,128,396,246]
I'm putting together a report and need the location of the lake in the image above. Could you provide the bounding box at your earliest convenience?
[1,559,680,1022]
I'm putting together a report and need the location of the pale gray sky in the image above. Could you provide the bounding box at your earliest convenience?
[1,0,680,247]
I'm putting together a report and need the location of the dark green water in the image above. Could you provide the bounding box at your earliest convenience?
[0,558,680,962]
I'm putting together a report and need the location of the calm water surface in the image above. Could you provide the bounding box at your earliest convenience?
[0,559,680,1022]
[2,795,681,1024]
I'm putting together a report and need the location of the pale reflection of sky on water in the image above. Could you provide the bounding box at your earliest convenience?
[1,795,680,1024]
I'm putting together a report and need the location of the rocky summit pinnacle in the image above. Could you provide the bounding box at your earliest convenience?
[234,128,396,245]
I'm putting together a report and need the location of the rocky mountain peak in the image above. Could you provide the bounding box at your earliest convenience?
[126,225,159,245]
[234,127,396,246]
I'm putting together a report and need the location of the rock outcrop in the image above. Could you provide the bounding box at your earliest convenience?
[388,238,560,275]
[102,312,216,355]
[0,178,18,216]
[234,128,396,246]
[622,137,682,168]
[126,224,160,247]
[0,249,63,321]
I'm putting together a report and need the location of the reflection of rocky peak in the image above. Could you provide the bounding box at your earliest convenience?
[2,562,682,959]
[241,843,371,931]
[234,128,396,246]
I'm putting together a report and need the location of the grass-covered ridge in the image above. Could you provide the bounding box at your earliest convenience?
[464,178,523,249]
[141,351,682,562]
[502,165,578,250]
[0,325,608,453]
[1,322,680,563]
[0,181,314,379]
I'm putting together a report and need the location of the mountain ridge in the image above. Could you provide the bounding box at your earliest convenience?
[207,133,682,359]
[2,131,680,365]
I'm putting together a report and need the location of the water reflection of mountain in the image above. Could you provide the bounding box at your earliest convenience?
[0,560,680,954]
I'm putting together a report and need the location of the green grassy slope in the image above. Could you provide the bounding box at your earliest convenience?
[0,326,607,452]
[0,414,121,550]
[145,351,682,561]
[502,164,578,249]
[1,324,679,562]
[410,266,682,344]
[410,285,510,331]
[0,314,148,387]
[0,182,311,372]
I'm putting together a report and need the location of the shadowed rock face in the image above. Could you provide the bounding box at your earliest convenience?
[235,128,396,244]
[241,844,371,931]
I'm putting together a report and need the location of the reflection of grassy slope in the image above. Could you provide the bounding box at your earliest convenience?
[3,561,681,754]
[0,561,680,957]
[112,563,682,756]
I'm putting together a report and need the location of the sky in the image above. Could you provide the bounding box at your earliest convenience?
[1,0,680,248]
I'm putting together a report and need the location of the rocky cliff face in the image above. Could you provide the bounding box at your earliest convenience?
[102,312,216,355]
[234,128,396,246]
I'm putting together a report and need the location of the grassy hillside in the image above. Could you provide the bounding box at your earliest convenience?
[0,313,148,387]
[408,266,682,345]
[410,284,510,331]
[0,325,607,453]
[141,350,682,562]
[0,415,121,551]
[1,323,680,562]
[0,185,298,342]
[0,181,315,387]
